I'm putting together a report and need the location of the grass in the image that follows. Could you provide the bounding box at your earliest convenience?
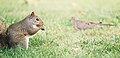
[0,0,120,58]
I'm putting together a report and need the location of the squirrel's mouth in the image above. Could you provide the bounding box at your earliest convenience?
[36,24,45,30]
[36,24,41,27]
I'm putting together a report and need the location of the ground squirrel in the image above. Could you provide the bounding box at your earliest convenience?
[6,12,45,49]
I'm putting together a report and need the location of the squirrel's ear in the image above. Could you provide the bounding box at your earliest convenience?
[31,12,35,16]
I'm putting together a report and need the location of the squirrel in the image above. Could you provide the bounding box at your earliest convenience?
[0,20,7,48]
[6,12,45,49]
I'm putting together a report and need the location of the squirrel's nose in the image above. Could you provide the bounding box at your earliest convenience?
[41,28,45,30]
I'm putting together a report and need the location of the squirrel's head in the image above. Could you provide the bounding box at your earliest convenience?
[25,12,45,31]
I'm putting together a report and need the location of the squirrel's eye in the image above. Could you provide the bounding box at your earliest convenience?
[36,18,39,21]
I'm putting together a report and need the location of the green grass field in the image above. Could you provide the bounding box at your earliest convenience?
[0,0,120,58]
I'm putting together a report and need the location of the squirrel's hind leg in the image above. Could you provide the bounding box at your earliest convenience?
[20,36,30,49]
[25,36,29,49]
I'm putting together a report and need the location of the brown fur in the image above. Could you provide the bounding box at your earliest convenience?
[0,20,7,48]
[6,12,44,49]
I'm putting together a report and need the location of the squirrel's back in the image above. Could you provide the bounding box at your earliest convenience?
[7,12,44,35]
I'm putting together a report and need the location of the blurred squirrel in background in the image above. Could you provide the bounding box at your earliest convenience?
[6,12,45,49]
